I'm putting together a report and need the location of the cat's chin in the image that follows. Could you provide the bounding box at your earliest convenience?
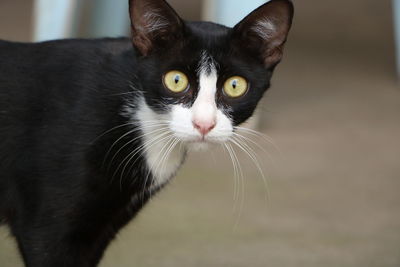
[186,141,210,152]
[185,138,228,152]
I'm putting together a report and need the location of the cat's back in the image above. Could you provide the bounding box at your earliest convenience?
[0,38,133,219]
[0,37,130,123]
[0,38,133,179]
[0,37,131,72]
[0,37,132,109]
[0,38,132,81]
[0,40,37,84]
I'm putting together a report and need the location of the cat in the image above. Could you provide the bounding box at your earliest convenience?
[0,0,293,266]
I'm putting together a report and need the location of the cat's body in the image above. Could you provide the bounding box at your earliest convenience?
[0,38,155,266]
[0,0,293,266]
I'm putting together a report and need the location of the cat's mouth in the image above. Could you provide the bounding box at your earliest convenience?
[171,125,233,146]
[186,139,213,151]
[181,133,232,146]
[184,132,234,151]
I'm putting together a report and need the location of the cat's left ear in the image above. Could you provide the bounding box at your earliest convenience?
[232,0,294,67]
[129,0,184,56]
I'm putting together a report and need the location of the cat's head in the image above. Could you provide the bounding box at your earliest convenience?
[129,0,293,149]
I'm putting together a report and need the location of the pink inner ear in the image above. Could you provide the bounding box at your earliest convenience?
[251,18,277,40]
[142,11,171,34]
[232,0,293,66]
[129,0,183,56]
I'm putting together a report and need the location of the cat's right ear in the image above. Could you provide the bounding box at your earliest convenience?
[232,0,294,67]
[129,0,184,56]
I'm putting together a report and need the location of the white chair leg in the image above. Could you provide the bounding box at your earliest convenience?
[88,0,130,38]
[33,0,77,42]
[202,0,266,27]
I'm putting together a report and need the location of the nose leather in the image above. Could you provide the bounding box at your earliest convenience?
[193,119,216,136]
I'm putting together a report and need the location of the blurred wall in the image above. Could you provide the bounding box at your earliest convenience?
[0,0,33,42]
[289,0,395,76]
[76,0,203,38]
[0,0,203,42]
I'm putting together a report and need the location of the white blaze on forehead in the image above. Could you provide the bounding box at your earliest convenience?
[192,51,218,123]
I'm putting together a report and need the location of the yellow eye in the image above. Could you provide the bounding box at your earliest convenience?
[163,70,189,93]
[223,76,248,98]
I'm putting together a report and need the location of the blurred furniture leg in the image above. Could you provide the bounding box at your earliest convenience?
[202,0,217,23]
[88,0,130,38]
[394,0,400,78]
[213,0,267,27]
[33,0,78,42]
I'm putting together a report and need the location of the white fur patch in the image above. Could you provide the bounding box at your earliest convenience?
[135,97,184,187]
[191,61,218,129]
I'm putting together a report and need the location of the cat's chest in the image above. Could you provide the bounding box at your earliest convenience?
[141,126,185,187]
[125,96,186,188]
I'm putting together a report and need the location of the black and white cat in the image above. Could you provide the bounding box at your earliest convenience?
[0,0,293,266]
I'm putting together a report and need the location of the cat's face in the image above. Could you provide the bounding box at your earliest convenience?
[129,0,293,149]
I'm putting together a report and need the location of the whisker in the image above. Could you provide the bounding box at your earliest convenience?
[105,91,136,97]
[141,135,176,197]
[223,143,238,207]
[105,126,171,171]
[91,122,136,144]
[230,137,270,205]
[103,128,142,167]
[149,136,176,183]
[120,131,173,179]
[232,132,277,168]
[111,132,173,185]
[152,137,180,189]
[234,126,282,156]
[226,142,245,229]
[101,121,171,161]
[121,133,175,192]
[125,130,175,182]
[139,120,172,124]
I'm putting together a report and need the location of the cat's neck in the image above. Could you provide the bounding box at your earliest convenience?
[125,96,186,188]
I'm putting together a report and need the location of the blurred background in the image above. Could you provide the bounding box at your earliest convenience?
[1,0,399,266]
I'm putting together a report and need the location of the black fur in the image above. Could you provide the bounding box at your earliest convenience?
[0,0,293,266]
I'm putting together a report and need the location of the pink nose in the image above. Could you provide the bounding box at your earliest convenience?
[193,120,216,136]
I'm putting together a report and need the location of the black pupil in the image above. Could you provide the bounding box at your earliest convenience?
[232,80,237,89]
[174,75,180,84]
